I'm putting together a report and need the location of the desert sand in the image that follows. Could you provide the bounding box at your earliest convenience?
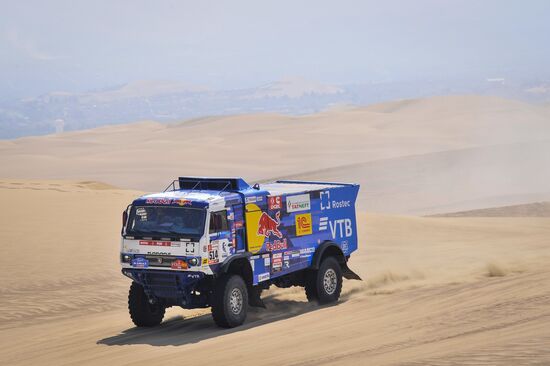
[430,201,550,217]
[1,180,550,365]
[1,95,550,365]
[1,95,550,215]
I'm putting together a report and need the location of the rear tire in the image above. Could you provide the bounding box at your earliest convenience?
[211,274,248,328]
[305,270,319,302]
[128,282,165,327]
[305,256,343,304]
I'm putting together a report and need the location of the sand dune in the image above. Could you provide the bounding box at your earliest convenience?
[1,181,550,365]
[1,95,550,214]
[2,95,550,364]
[273,140,550,214]
[432,201,550,217]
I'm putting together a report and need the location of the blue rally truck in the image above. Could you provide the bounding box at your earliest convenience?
[120,177,361,328]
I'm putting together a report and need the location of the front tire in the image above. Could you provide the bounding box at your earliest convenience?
[305,256,343,304]
[211,274,248,328]
[128,282,165,327]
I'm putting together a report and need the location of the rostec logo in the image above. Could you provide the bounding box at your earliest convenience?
[320,191,351,210]
[329,219,353,239]
[332,200,351,209]
[320,191,331,210]
[295,213,312,236]
[268,196,282,210]
[257,212,283,238]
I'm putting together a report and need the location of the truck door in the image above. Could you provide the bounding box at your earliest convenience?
[208,210,233,265]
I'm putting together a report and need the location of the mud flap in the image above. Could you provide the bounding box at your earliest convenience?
[248,286,266,308]
[342,263,362,281]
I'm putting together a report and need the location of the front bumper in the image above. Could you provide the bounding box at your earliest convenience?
[122,268,210,308]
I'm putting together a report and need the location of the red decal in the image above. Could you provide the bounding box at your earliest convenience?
[176,198,192,206]
[171,259,188,270]
[145,198,173,205]
[266,238,288,251]
[139,240,172,246]
[268,196,282,210]
[257,212,283,239]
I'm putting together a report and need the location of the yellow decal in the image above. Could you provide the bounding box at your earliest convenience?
[244,203,266,254]
[295,213,312,236]
[202,258,208,265]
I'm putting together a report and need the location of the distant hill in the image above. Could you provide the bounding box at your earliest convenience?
[2,77,550,139]
[247,77,343,99]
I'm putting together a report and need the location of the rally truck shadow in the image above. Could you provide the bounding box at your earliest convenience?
[98,297,326,347]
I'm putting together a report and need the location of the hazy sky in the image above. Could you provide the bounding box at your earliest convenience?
[1,0,549,98]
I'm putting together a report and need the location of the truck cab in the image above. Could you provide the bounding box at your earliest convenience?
[120,177,361,328]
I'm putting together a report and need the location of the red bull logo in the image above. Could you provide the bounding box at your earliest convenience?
[257,211,283,239]
[176,198,192,206]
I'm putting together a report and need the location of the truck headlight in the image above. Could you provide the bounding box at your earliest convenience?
[187,257,199,266]
[121,254,132,263]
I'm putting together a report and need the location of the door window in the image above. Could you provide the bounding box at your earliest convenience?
[209,211,229,233]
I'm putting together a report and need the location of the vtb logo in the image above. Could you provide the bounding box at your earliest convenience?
[295,213,312,236]
[330,218,353,238]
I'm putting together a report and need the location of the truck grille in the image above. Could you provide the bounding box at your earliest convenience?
[144,255,176,267]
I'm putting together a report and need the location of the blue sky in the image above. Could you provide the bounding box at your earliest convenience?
[1,0,549,98]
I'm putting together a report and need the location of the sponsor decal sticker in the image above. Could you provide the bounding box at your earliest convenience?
[320,191,331,210]
[257,211,283,238]
[171,259,188,270]
[295,213,312,236]
[139,240,173,247]
[319,217,328,231]
[320,190,351,210]
[329,218,353,238]
[176,198,192,206]
[268,196,282,210]
[272,253,283,272]
[266,238,288,251]
[202,258,208,265]
[145,198,173,205]
[332,200,351,209]
[185,242,197,255]
[131,257,149,268]
[208,242,219,264]
[299,247,315,258]
[286,194,311,213]
[341,240,349,252]
[244,203,266,253]
[144,197,195,206]
[258,273,270,282]
[245,196,257,203]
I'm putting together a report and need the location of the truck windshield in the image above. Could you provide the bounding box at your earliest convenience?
[126,206,206,237]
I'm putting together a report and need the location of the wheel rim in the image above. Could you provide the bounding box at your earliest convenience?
[323,268,338,295]
[229,288,243,315]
